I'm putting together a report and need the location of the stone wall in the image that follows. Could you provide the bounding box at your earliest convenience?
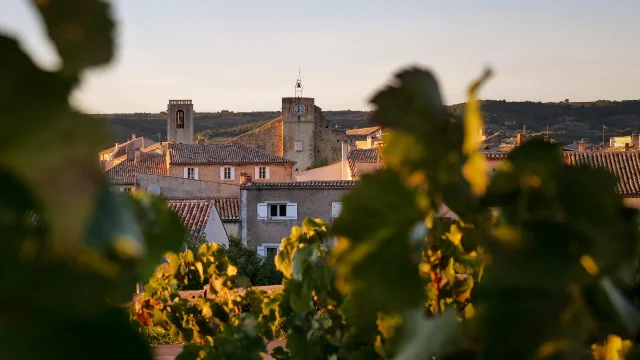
[313,106,357,165]
[168,164,293,184]
[135,173,239,198]
[241,186,351,247]
[227,117,284,156]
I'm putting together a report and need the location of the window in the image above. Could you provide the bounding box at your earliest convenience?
[220,167,234,180]
[257,243,281,257]
[176,110,185,129]
[121,187,132,193]
[224,167,231,179]
[270,204,287,218]
[257,202,297,220]
[184,167,198,180]
[255,166,269,179]
[295,141,303,152]
[266,247,278,257]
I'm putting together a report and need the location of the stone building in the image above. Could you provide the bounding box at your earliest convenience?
[228,79,359,172]
[239,180,356,252]
[167,100,195,144]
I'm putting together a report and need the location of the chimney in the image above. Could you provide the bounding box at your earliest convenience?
[115,143,119,150]
[132,133,136,140]
[633,134,640,149]
[578,141,585,152]
[141,137,145,149]
[239,172,252,185]
[625,143,630,151]
[341,142,349,180]
[134,149,141,163]
[516,133,522,147]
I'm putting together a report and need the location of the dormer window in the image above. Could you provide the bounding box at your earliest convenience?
[176,110,185,129]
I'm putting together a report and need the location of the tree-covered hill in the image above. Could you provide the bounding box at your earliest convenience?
[98,110,372,143]
[98,100,640,145]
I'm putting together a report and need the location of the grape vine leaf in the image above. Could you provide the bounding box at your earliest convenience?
[30,0,115,73]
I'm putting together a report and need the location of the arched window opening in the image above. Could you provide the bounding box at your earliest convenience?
[176,110,185,129]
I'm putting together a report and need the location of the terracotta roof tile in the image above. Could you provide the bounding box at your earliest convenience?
[167,199,214,241]
[348,148,381,178]
[104,152,167,185]
[483,152,510,160]
[214,198,240,221]
[168,143,295,165]
[563,152,640,197]
[346,126,381,136]
[241,180,358,189]
[101,137,157,158]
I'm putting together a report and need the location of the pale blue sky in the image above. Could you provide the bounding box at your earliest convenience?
[1,0,638,113]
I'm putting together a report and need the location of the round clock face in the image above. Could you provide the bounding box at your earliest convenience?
[293,103,305,116]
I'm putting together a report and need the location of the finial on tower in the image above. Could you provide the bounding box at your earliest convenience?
[295,68,303,98]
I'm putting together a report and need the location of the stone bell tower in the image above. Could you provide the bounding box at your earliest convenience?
[282,72,315,172]
[167,100,194,144]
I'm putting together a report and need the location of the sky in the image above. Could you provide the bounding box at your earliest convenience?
[1,0,639,113]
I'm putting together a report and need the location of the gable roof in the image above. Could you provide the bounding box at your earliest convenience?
[564,152,640,197]
[104,152,168,185]
[100,137,157,158]
[168,143,295,165]
[214,198,240,221]
[348,148,381,178]
[167,199,215,241]
[346,126,381,136]
[241,180,358,189]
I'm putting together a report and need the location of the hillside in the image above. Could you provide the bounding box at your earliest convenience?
[98,110,372,144]
[99,100,640,145]
[446,99,640,144]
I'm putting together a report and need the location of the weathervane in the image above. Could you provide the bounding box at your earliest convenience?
[295,67,303,98]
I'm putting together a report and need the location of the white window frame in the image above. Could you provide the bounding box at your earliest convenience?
[255,166,269,180]
[295,141,303,152]
[257,243,281,257]
[220,166,234,180]
[257,202,297,220]
[184,167,198,180]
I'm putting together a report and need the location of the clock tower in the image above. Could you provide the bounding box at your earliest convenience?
[282,72,315,171]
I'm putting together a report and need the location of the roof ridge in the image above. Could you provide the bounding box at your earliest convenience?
[226,117,283,143]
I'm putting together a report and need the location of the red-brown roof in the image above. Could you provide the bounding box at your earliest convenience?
[564,152,640,197]
[104,152,168,185]
[241,180,358,189]
[100,137,157,158]
[346,126,381,136]
[167,199,215,241]
[168,143,295,165]
[214,198,240,221]
[348,148,381,178]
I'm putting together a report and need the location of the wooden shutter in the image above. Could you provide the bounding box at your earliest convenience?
[255,166,259,179]
[220,167,224,180]
[286,203,297,220]
[194,168,199,180]
[331,202,342,219]
[257,203,268,219]
[231,167,235,180]
[266,167,270,179]
[184,168,188,178]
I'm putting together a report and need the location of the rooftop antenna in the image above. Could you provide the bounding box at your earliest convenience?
[295,68,303,98]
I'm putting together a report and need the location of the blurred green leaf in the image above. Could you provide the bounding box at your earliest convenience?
[30,0,115,73]
[333,169,424,317]
[0,35,109,250]
[394,308,463,360]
